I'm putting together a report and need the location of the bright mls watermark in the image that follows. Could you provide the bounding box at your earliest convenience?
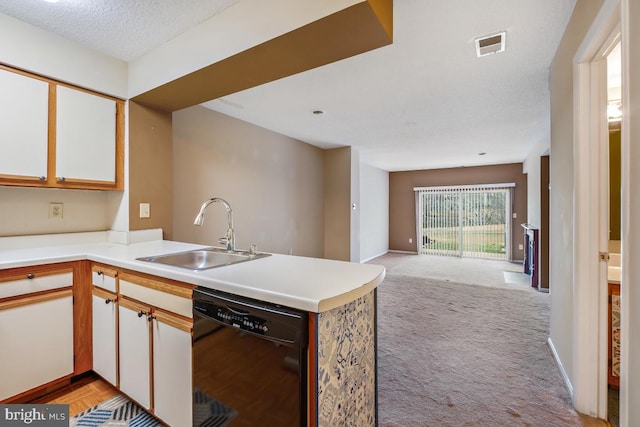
[0,405,68,426]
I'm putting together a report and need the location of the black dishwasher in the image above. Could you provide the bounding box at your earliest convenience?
[192,287,308,427]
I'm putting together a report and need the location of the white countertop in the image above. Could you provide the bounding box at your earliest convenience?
[0,238,385,313]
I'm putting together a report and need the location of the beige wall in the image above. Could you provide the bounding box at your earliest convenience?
[323,147,352,261]
[128,102,173,239]
[0,186,110,236]
[548,0,604,395]
[172,106,324,258]
[389,163,527,260]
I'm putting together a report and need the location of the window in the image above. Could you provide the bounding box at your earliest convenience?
[415,184,514,259]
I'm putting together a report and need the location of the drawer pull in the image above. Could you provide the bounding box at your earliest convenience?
[137,310,147,318]
[147,314,156,322]
[39,176,46,182]
[97,270,104,276]
[105,298,117,305]
[57,177,66,182]
[27,273,35,280]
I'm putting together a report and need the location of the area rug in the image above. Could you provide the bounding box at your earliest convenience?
[376,273,605,426]
[70,389,236,427]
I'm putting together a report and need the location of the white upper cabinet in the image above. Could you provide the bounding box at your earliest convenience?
[56,85,117,184]
[0,68,49,181]
[0,64,123,190]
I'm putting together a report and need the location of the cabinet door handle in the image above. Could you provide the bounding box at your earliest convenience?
[147,314,156,322]
[57,177,66,182]
[27,273,35,280]
[137,310,147,318]
[97,270,104,276]
[105,298,117,304]
[38,176,46,182]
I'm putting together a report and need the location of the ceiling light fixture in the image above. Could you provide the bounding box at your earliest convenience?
[475,31,506,58]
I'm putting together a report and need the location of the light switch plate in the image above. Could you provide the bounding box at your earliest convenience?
[139,203,150,219]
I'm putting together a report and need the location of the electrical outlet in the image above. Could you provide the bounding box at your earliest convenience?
[409,238,413,244]
[518,244,524,250]
[139,203,150,219]
[512,212,517,219]
[49,202,63,220]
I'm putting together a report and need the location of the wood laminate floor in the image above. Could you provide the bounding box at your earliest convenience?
[31,374,118,416]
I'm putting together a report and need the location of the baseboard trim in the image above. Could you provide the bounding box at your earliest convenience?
[388,250,418,255]
[360,251,390,264]
[548,337,574,399]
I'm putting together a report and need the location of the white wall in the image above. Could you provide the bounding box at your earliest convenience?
[359,163,389,263]
[0,13,129,238]
[350,148,361,262]
[523,141,549,229]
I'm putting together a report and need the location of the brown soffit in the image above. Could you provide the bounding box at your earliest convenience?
[131,0,393,112]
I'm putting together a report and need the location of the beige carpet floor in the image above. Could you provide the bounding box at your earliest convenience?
[373,253,606,426]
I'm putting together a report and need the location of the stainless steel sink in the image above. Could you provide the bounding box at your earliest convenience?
[137,247,270,271]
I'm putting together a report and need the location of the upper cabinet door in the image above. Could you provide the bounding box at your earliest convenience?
[0,68,49,181]
[56,86,116,184]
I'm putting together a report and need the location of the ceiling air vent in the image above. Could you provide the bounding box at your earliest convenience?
[475,31,506,57]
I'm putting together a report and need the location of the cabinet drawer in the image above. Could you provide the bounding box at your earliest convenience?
[0,269,73,299]
[119,277,192,318]
[91,265,117,293]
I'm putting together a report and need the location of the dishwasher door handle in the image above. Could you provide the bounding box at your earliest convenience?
[226,305,251,316]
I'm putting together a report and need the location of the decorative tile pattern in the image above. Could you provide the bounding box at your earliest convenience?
[612,294,621,377]
[316,290,376,427]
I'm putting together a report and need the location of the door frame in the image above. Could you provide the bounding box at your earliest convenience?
[572,0,622,420]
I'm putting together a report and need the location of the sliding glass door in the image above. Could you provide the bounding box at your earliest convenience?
[415,184,512,260]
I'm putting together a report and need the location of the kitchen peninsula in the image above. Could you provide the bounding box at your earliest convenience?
[0,231,385,427]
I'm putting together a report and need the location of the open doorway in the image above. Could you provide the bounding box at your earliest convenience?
[606,38,622,427]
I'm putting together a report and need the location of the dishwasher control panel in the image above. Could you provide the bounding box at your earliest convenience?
[193,288,308,348]
[194,300,269,334]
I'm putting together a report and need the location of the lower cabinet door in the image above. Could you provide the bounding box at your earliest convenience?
[118,301,151,409]
[0,293,74,400]
[152,315,193,427]
[92,292,118,385]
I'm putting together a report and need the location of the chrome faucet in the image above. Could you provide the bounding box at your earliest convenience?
[194,198,235,252]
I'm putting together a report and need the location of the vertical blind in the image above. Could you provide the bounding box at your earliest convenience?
[415,183,514,260]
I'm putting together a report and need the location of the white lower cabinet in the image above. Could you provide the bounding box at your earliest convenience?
[152,313,193,427]
[92,290,118,386]
[0,292,74,400]
[118,296,193,426]
[118,299,152,409]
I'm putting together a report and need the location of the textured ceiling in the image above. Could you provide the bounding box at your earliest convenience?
[203,0,577,171]
[0,0,238,61]
[0,0,577,172]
